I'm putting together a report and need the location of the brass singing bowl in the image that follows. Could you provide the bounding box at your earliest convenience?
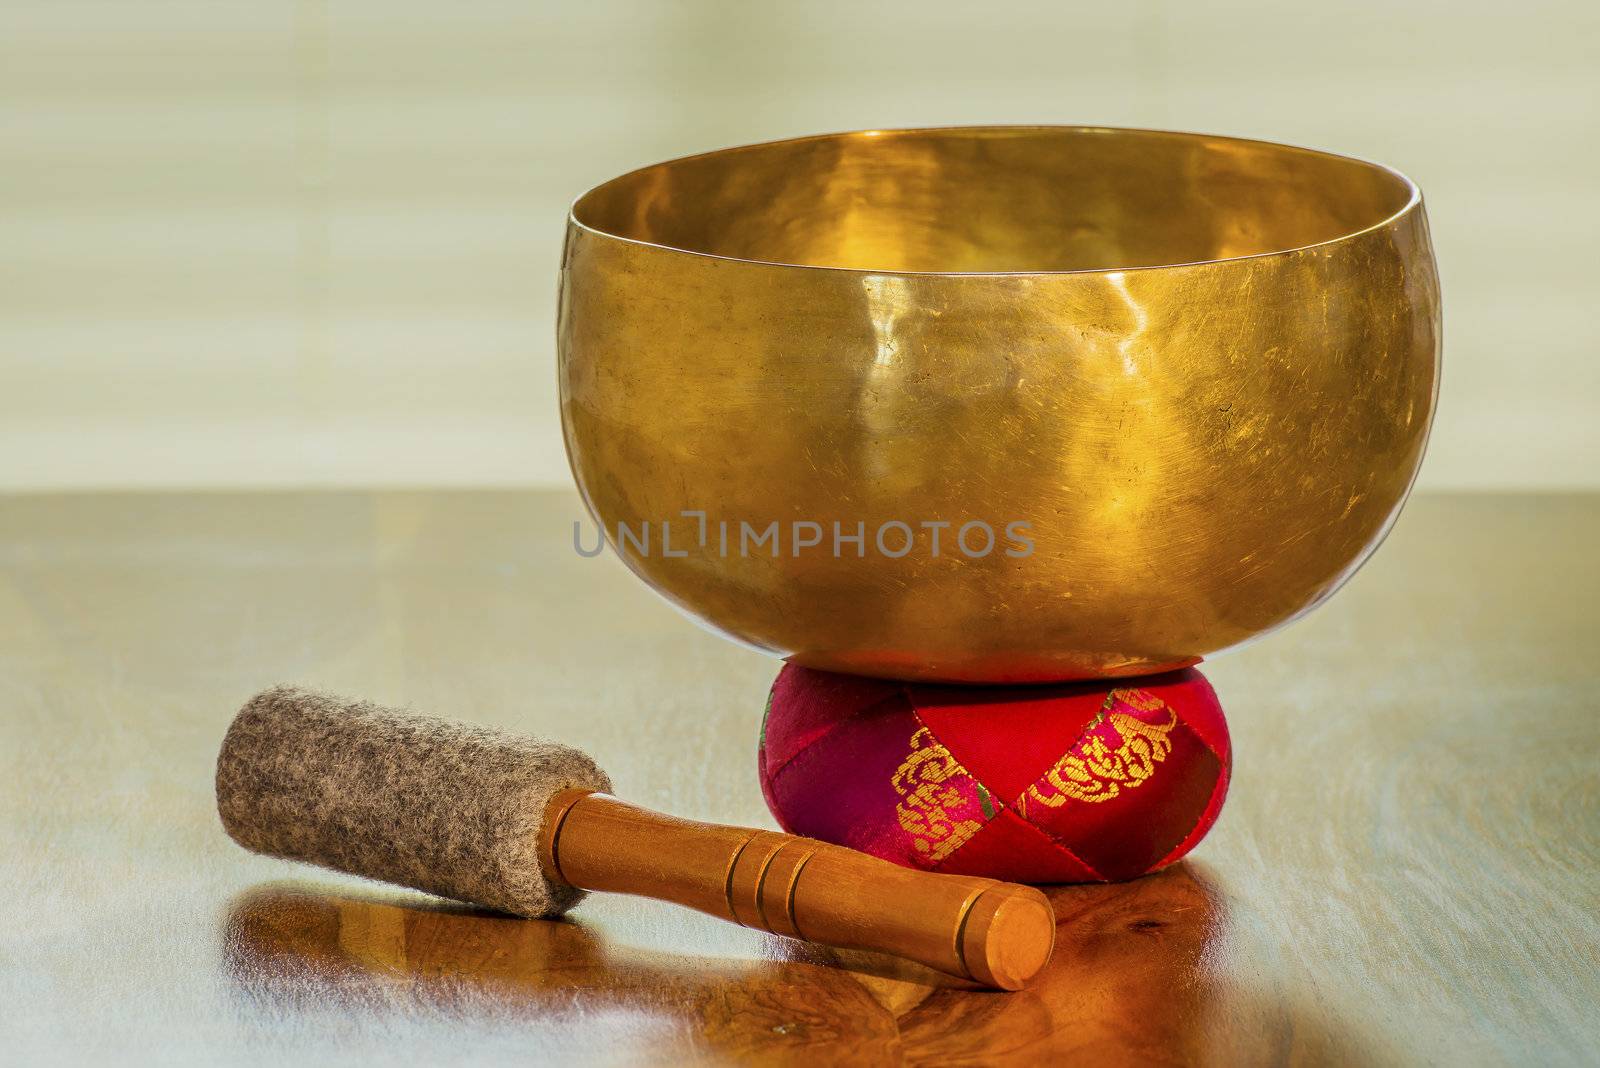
[559,127,1440,683]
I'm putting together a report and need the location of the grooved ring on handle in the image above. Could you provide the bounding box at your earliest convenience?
[726,831,793,931]
[950,883,995,982]
[721,830,763,922]
[754,840,817,940]
[540,788,596,888]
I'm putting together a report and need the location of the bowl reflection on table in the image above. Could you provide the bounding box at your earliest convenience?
[558,126,1440,683]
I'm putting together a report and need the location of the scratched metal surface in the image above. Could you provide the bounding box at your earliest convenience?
[0,490,1595,1065]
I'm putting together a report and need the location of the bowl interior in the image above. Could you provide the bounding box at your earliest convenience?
[572,126,1416,274]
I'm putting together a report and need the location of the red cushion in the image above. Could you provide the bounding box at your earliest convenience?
[759,665,1230,884]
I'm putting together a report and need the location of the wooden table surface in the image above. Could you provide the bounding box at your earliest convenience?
[1,491,1595,1066]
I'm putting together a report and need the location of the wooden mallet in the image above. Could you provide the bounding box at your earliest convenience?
[215,687,1056,990]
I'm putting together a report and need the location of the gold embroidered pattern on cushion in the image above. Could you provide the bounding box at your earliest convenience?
[1024,689,1178,807]
[892,726,986,862]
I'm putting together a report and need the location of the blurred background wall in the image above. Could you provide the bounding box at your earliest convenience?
[2,1,1594,492]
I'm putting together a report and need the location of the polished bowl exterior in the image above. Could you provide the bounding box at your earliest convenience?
[559,127,1440,683]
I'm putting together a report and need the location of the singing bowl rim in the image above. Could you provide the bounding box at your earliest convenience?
[568,124,1422,278]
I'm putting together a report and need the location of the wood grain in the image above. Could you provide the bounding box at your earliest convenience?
[0,490,1596,1065]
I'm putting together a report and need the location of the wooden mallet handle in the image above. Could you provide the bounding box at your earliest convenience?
[541,790,1056,990]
